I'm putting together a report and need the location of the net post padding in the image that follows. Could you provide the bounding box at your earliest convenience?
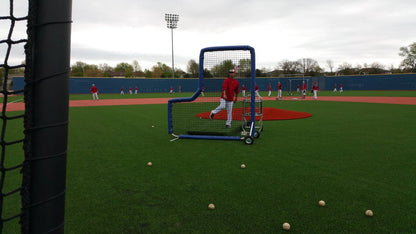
[21,0,72,233]
[168,45,256,141]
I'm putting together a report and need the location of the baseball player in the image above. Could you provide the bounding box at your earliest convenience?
[120,87,124,95]
[267,83,272,97]
[276,82,283,100]
[255,84,261,98]
[312,81,319,99]
[210,69,240,128]
[90,84,99,101]
[301,81,307,99]
[241,84,246,97]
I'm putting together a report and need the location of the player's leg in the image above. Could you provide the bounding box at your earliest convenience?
[225,101,233,127]
[210,98,226,119]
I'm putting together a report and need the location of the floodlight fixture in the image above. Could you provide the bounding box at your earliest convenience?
[165,13,179,78]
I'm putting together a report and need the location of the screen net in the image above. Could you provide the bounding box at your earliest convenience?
[169,46,255,138]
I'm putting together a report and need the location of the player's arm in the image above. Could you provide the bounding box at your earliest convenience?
[222,90,227,100]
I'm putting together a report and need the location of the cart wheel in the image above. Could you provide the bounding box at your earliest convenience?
[253,130,260,139]
[244,136,254,145]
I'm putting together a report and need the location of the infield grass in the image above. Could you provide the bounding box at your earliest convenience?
[61,100,416,233]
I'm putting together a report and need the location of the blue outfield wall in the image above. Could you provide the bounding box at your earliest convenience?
[13,74,416,94]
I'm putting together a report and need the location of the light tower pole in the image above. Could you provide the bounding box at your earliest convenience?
[165,13,179,78]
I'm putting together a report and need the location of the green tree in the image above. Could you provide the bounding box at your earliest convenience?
[115,62,134,77]
[238,59,251,77]
[399,42,416,72]
[99,63,113,77]
[211,60,234,77]
[84,64,102,77]
[144,69,152,78]
[71,61,87,77]
[186,59,199,78]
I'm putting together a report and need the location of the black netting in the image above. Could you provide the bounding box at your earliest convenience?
[0,0,29,233]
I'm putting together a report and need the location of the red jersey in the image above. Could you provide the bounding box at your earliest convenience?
[267,84,271,91]
[313,84,319,91]
[242,86,246,91]
[91,86,98,93]
[302,83,307,90]
[297,85,300,89]
[255,84,259,91]
[121,87,124,91]
[135,87,138,91]
[277,83,282,90]
[340,84,343,88]
[221,77,239,101]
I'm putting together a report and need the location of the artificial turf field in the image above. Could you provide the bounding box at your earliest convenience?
[2,91,416,233]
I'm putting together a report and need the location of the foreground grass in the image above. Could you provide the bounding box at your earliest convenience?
[62,101,415,233]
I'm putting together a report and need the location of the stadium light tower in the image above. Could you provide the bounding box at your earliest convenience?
[165,13,179,78]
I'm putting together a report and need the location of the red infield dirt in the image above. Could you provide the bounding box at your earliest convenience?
[2,96,416,113]
[196,107,312,121]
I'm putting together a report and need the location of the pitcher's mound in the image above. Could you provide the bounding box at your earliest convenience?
[196,107,311,121]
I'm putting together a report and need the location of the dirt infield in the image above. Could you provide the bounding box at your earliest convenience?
[2,96,416,112]
[196,107,312,121]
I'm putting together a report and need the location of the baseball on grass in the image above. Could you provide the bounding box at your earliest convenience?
[365,210,373,217]
[319,200,326,207]
[282,222,290,230]
[147,162,152,166]
[208,203,215,210]
[151,125,154,128]
[240,164,246,169]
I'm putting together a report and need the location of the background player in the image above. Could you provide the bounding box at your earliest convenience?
[276,81,282,100]
[210,69,240,128]
[312,81,319,99]
[301,81,307,99]
[90,84,99,101]
[267,83,272,97]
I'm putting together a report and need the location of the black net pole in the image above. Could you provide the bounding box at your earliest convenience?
[22,0,72,233]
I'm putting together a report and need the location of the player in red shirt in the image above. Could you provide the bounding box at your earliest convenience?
[312,81,319,99]
[276,82,283,100]
[120,87,124,95]
[135,86,138,94]
[201,86,205,97]
[129,87,132,94]
[301,81,307,99]
[170,86,173,94]
[333,83,337,92]
[267,83,272,97]
[210,69,240,128]
[339,83,343,93]
[90,84,99,101]
[297,84,300,93]
[255,83,261,98]
[241,84,246,97]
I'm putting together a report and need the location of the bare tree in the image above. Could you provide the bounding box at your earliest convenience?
[132,60,142,72]
[326,60,334,73]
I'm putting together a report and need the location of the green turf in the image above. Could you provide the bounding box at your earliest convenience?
[2,99,416,233]
[62,101,415,233]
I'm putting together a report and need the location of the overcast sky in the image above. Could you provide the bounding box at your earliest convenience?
[3,0,416,72]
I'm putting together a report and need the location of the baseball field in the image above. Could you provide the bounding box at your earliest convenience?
[2,90,416,233]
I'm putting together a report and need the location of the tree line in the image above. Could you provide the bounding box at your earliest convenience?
[2,43,415,81]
